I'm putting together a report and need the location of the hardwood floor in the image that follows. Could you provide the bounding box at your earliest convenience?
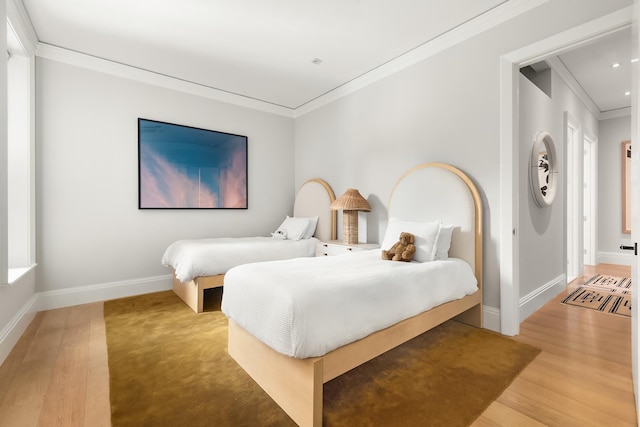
[0,264,636,426]
[474,264,636,426]
[0,303,110,427]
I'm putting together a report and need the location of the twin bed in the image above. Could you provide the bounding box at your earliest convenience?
[163,163,482,425]
[220,163,483,426]
[162,178,337,313]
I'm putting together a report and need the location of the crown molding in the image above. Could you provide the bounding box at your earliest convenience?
[547,49,632,121]
[600,107,631,120]
[32,1,552,119]
[546,56,601,118]
[7,0,38,56]
[35,43,295,118]
[294,0,551,117]
[507,6,632,66]
[38,0,626,121]
[509,6,633,121]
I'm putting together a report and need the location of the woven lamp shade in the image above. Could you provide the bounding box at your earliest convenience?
[330,189,371,245]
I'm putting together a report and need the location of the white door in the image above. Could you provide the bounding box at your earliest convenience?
[631,126,639,425]
[566,118,581,283]
[631,3,639,421]
[583,134,597,266]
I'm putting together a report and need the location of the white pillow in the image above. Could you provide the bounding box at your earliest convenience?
[433,224,454,260]
[273,216,310,241]
[381,218,440,262]
[300,216,319,239]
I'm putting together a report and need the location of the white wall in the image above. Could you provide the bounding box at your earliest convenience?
[517,69,598,316]
[0,0,40,366]
[294,33,505,309]
[294,0,631,316]
[518,73,565,301]
[35,58,295,293]
[598,115,632,262]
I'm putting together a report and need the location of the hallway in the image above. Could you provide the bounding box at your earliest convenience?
[475,263,635,426]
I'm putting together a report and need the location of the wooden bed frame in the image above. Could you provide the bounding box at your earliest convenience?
[227,163,483,426]
[171,178,337,313]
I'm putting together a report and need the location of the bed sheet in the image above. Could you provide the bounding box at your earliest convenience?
[162,236,318,282]
[221,250,477,358]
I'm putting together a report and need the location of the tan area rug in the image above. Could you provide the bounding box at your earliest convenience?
[562,275,631,317]
[583,274,631,293]
[104,290,540,427]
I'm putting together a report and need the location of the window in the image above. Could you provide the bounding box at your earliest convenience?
[5,19,35,285]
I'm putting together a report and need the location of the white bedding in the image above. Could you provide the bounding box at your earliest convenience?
[221,250,478,358]
[162,236,319,282]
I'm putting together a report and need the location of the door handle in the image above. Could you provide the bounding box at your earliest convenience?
[620,243,638,255]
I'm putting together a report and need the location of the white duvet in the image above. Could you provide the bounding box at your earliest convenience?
[162,237,318,282]
[221,250,478,358]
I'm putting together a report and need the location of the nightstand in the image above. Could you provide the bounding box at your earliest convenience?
[316,241,380,256]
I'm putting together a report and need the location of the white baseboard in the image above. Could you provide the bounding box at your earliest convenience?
[482,305,501,333]
[36,274,173,311]
[0,274,173,366]
[519,274,566,322]
[0,274,551,366]
[597,251,633,266]
[0,294,38,365]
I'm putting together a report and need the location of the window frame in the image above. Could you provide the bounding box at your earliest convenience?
[4,5,37,286]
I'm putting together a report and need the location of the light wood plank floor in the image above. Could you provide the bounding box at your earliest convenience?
[0,264,635,426]
[474,263,636,427]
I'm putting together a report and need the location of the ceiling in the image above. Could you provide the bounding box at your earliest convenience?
[19,0,508,109]
[556,27,634,115]
[16,0,633,113]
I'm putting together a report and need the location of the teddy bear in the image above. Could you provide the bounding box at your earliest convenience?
[271,230,287,240]
[381,231,416,262]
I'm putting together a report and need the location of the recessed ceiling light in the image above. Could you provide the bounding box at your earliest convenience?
[625,91,631,96]
[612,62,621,68]
[632,58,639,63]
[311,58,323,65]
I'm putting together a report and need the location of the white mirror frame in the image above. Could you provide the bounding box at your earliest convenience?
[529,131,557,207]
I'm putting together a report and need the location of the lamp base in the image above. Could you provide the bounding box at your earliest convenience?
[342,211,358,245]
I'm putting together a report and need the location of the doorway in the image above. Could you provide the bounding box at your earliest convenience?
[498,6,632,335]
[566,115,581,283]
[565,119,597,283]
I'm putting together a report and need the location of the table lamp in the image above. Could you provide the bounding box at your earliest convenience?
[330,188,371,245]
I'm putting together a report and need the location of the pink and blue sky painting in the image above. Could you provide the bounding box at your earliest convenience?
[138,119,247,208]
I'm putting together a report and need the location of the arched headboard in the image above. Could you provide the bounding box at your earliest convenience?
[293,178,337,242]
[387,163,483,288]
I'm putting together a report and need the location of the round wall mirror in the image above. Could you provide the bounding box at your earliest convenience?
[529,131,557,207]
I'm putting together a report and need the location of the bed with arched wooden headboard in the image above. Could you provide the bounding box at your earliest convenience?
[165,178,337,313]
[223,163,483,426]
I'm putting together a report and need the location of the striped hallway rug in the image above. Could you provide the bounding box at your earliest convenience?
[583,274,631,293]
[562,275,631,317]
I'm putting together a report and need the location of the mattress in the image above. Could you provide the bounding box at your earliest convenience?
[162,236,318,282]
[221,250,478,358]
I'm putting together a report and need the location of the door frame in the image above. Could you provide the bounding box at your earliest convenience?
[498,7,632,336]
[583,132,598,266]
[631,1,640,421]
[565,113,582,283]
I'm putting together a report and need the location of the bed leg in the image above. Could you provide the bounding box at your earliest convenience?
[454,302,483,328]
[228,320,323,427]
[172,275,202,313]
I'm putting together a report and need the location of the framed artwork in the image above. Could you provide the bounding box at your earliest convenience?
[138,118,248,209]
[622,140,631,233]
[529,131,557,207]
